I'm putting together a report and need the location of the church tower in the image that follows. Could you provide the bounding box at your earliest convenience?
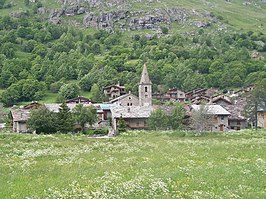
[139,63,152,106]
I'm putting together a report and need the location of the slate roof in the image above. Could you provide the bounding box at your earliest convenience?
[104,84,125,89]
[212,95,232,104]
[11,109,31,122]
[65,96,95,104]
[109,92,138,103]
[222,98,247,120]
[191,104,230,115]
[45,103,94,112]
[94,103,115,110]
[111,106,154,118]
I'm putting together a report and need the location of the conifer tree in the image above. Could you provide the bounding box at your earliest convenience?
[55,102,74,133]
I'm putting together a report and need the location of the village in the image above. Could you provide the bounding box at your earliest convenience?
[9,64,266,135]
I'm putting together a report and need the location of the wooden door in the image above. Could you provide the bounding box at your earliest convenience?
[219,124,224,131]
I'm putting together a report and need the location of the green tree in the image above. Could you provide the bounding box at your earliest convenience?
[24,0,29,6]
[117,116,127,133]
[90,83,104,102]
[245,79,266,129]
[148,108,169,130]
[27,107,57,134]
[0,86,19,106]
[73,104,97,131]
[55,102,74,133]
[1,43,15,58]
[0,0,6,9]
[58,83,81,100]
[170,103,185,130]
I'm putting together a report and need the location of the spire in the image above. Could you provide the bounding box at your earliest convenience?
[139,63,152,84]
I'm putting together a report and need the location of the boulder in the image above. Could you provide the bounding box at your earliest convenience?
[49,17,62,25]
[37,7,46,15]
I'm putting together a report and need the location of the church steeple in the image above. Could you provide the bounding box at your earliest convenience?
[139,63,152,85]
[139,63,152,106]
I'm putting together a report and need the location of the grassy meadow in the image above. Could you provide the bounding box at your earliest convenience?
[0,130,266,198]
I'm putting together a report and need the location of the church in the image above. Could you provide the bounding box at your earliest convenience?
[110,64,154,132]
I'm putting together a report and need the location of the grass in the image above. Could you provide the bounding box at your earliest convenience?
[0,130,265,198]
[131,0,266,34]
[1,0,266,33]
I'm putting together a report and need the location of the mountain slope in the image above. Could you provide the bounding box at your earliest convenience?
[1,0,266,34]
[0,0,266,106]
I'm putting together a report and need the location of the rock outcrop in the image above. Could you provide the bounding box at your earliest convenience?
[39,0,217,32]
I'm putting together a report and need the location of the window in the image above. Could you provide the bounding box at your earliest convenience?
[129,97,132,100]
[221,116,224,120]
[145,86,148,92]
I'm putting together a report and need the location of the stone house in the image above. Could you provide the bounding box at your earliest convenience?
[191,95,210,105]
[11,109,31,133]
[93,103,114,128]
[222,98,247,130]
[111,106,153,131]
[153,88,185,102]
[109,92,139,106]
[103,83,126,100]
[211,95,232,106]
[185,88,207,100]
[10,102,43,133]
[190,104,231,131]
[165,88,186,102]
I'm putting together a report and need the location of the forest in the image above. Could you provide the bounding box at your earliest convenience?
[0,1,266,106]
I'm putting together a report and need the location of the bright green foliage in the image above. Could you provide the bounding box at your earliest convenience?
[0,2,266,105]
[1,42,15,58]
[55,102,74,133]
[148,108,169,130]
[57,83,81,101]
[149,104,185,130]
[0,87,19,107]
[90,83,107,102]
[0,79,44,106]
[27,107,57,134]
[170,103,185,130]
[73,104,97,131]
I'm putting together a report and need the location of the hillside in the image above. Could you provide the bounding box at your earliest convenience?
[1,0,266,34]
[0,0,266,106]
